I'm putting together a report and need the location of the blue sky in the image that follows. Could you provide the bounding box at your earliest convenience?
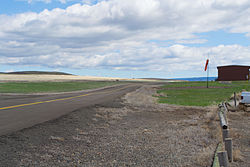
[0,0,250,79]
[196,31,250,47]
[0,0,95,15]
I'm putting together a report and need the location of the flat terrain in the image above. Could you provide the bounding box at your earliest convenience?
[0,84,220,166]
[0,81,249,166]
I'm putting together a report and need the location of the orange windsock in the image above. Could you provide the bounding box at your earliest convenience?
[204,59,209,71]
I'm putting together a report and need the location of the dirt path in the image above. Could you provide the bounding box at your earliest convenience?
[0,85,220,166]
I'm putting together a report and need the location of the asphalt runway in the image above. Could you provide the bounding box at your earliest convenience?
[0,84,141,136]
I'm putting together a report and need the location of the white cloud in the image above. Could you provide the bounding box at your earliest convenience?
[81,0,97,5]
[2,0,250,76]
[59,0,66,4]
[5,69,15,73]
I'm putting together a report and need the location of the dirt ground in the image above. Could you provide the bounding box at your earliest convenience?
[228,111,250,167]
[0,85,227,166]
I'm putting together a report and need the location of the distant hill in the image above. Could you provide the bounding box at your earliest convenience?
[1,71,73,75]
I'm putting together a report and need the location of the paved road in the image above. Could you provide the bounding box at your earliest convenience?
[0,84,141,136]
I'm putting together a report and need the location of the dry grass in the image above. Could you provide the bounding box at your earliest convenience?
[49,136,65,142]
[195,146,217,166]
[0,74,160,82]
[228,111,250,167]
[203,109,222,141]
[231,128,243,139]
[95,107,132,124]
[233,149,244,162]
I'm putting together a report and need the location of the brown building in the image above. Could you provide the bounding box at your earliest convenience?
[217,65,250,81]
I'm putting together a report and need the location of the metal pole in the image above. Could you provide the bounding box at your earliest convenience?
[207,64,209,88]
[218,111,228,129]
[234,92,237,108]
[207,59,209,88]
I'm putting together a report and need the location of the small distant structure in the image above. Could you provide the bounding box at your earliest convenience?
[217,65,250,81]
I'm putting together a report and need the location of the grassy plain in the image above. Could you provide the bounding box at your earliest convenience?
[157,81,250,106]
[0,81,120,93]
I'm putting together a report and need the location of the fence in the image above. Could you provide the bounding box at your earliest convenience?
[216,102,233,167]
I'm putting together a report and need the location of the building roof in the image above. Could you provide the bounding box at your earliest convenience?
[217,65,250,69]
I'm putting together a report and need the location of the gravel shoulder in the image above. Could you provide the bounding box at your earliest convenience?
[0,85,221,166]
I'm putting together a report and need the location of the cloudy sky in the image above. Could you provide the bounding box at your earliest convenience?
[0,0,250,78]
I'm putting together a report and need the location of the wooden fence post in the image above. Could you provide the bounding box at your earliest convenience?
[222,129,229,142]
[218,151,229,167]
[225,138,233,162]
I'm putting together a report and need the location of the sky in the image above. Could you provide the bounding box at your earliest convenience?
[0,0,250,79]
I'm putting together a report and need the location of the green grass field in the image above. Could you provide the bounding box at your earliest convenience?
[157,81,250,106]
[0,81,120,93]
